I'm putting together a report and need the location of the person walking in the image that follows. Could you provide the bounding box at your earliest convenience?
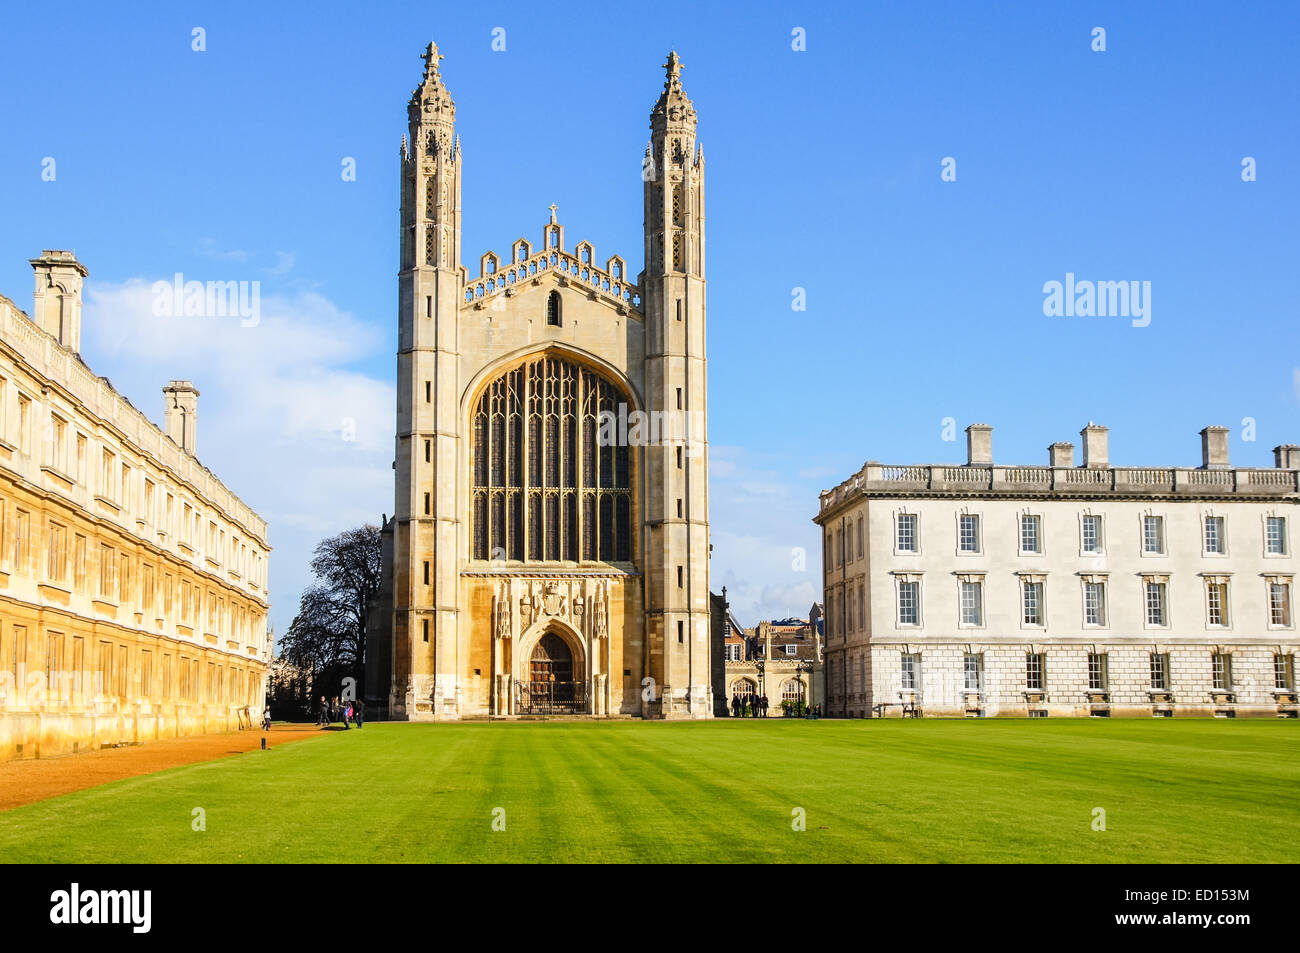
[760,694,769,718]
[355,697,365,728]
[316,695,327,727]
[730,694,740,718]
[262,706,272,732]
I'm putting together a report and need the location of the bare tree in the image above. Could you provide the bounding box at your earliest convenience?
[279,525,382,703]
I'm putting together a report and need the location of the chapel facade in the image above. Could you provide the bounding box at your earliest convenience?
[368,43,713,719]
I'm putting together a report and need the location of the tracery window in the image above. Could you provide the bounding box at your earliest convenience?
[471,353,632,563]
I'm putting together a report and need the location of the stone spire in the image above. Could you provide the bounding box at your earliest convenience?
[408,40,456,158]
[651,50,697,135]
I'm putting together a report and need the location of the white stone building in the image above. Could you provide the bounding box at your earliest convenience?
[815,423,1299,718]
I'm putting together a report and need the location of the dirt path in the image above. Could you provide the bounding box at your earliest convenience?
[0,723,336,812]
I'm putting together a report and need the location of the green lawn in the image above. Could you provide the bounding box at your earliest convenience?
[2,719,1297,863]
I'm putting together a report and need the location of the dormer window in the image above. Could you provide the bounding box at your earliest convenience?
[547,291,562,327]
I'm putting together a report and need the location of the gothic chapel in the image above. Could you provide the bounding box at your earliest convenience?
[366,42,713,719]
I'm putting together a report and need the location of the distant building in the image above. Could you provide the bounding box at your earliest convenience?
[720,606,824,715]
[0,251,271,760]
[815,423,1299,718]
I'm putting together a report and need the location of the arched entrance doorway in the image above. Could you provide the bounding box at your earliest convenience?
[516,629,587,714]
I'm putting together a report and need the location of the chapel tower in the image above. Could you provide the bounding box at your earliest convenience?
[641,52,712,716]
[376,43,712,719]
[394,41,463,715]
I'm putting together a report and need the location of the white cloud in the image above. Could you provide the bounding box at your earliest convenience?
[709,445,823,627]
[82,278,394,641]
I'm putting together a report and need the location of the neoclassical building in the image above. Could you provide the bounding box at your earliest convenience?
[816,423,1299,718]
[0,251,271,760]
[367,43,712,719]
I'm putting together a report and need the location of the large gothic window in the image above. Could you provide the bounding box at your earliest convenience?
[471,353,632,563]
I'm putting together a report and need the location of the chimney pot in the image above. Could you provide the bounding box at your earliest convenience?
[1080,423,1109,468]
[1274,445,1300,469]
[162,380,200,455]
[29,250,88,353]
[1199,426,1230,469]
[1049,442,1075,467]
[965,424,993,466]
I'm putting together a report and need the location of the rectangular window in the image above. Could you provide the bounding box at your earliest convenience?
[1204,516,1225,554]
[1275,654,1295,691]
[1150,652,1168,690]
[1087,653,1108,691]
[46,522,66,582]
[1143,515,1165,554]
[1026,653,1044,691]
[896,514,918,553]
[1206,581,1229,627]
[76,433,87,484]
[1145,581,1167,626]
[960,580,983,626]
[46,414,67,472]
[425,381,431,403]
[963,653,983,692]
[897,581,919,626]
[73,534,87,591]
[422,619,429,643]
[784,644,798,657]
[1081,514,1102,553]
[1020,515,1041,554]
[17,394,31,454]
[857,583,865,632]
[958,514,980,553]
[1084,581,1106,626]
[677,621,684,644]
[1269,582,1291,626]
[1022,581,1043,625]
[900,653,919,691]
[1212,652,1232,691]
[856,517,864,557]
[677,565,683,588]
[1266,516,1287,555]
[13,508,29,572]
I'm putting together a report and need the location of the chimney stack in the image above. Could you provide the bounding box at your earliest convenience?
[1048,442,1074,467]
[1080,423,1109,468]
[1199,426,1230,469]
[30,250,88,354]
[1274,445,1300,469]
[163,381,200,455]
[965,424,993,466]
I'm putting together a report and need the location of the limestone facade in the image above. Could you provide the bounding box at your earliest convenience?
[370,43,712,719]
[0,252,271,760]
[816,424,1300,718]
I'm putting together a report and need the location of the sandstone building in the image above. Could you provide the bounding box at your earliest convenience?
[721,609,825,716]
[368,43,712,718]
[816,424,1299,718]
[0,251,271,760]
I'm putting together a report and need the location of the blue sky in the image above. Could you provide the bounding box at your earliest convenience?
[2,1,1297,634]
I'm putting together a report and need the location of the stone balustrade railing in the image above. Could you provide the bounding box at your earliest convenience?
[819,461,1300,514]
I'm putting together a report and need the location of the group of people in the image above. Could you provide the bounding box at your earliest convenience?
[316,695,364,729]
[731,693,769,717]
